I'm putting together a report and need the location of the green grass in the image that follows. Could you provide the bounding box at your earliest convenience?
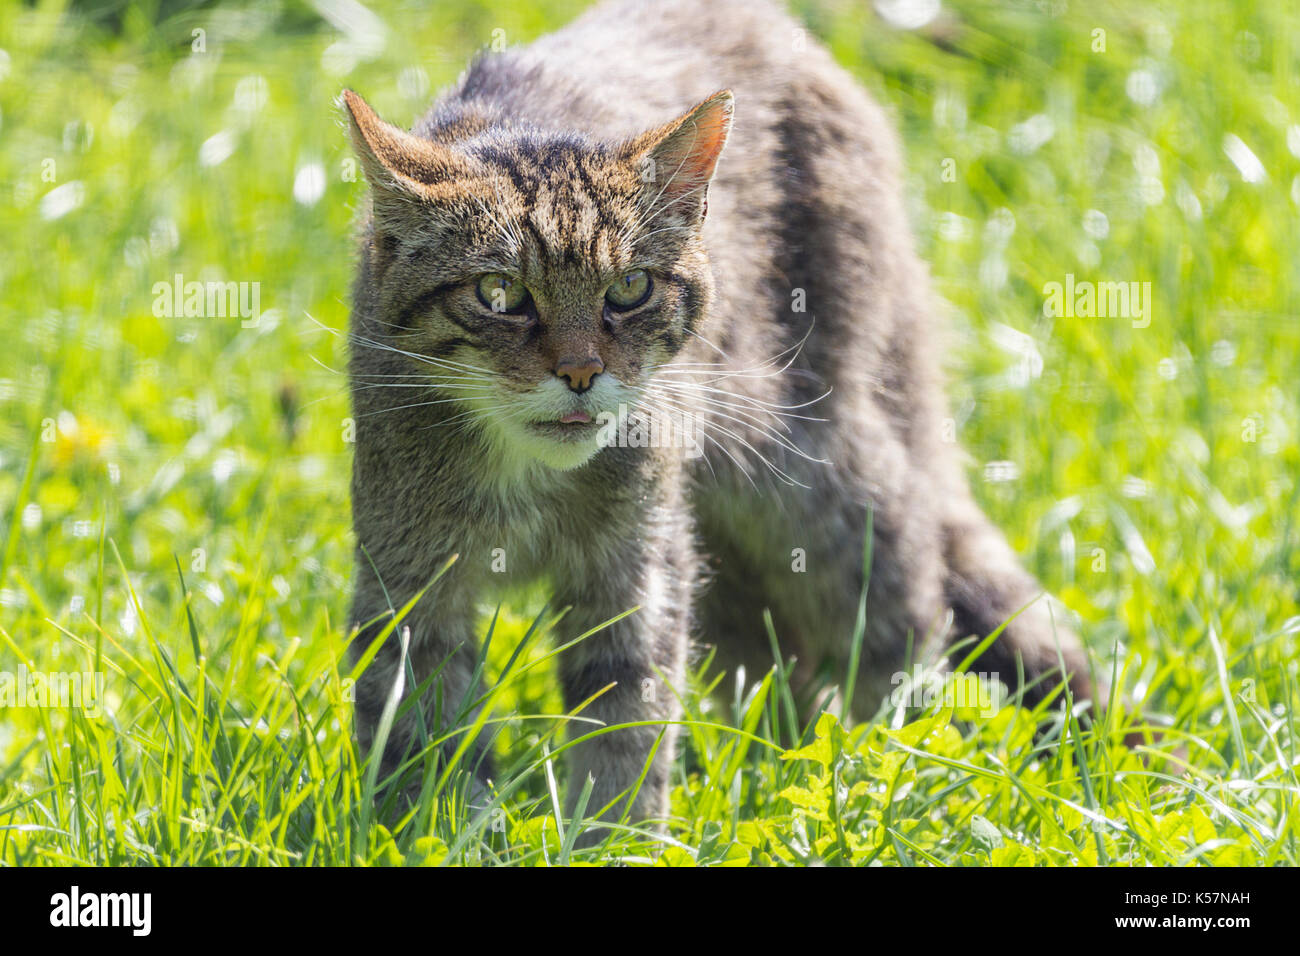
[1,0,1297,865]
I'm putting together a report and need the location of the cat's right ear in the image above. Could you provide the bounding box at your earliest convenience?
[340,89,479,233]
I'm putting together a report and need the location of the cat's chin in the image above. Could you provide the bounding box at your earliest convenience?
[524,438,602,471]
[489,424,602,472]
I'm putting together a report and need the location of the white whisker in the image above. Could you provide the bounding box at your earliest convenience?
[646,386,827,469]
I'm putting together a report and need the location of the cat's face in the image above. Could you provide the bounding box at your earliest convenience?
[344,90,732,470]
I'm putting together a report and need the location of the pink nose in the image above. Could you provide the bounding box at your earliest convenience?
[555,357,604,393]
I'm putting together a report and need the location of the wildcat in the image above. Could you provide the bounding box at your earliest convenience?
[342,0,1093,829]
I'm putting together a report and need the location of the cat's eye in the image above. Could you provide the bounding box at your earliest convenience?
[476,273,531,314]
[605,269,652,311]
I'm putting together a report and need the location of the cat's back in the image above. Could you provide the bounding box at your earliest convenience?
[435,0,901,180]
[503,0,815,131]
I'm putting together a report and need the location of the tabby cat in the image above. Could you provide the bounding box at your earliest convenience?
[342,0,1093,829]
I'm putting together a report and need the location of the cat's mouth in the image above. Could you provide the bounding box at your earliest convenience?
[528,411,600,442]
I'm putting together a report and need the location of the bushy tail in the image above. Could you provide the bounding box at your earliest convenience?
[941,499,1093,709]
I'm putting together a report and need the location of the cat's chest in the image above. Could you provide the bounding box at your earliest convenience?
[449,475,609,580]
[429,441,662,587]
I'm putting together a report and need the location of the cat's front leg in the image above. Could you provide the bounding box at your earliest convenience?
[349,567,491,802]
[555,524,695,838]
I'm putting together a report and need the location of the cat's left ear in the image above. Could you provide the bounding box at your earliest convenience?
[621,90,734,218]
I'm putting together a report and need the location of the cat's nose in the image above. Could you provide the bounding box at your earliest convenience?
[554,356,604,393]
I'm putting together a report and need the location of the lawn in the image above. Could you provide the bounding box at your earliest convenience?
[0,0,1297,865]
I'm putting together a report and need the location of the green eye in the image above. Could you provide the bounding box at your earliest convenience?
[605,269,652,310]
[476,274,530,314]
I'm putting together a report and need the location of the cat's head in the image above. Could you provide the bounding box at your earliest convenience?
[342,87,732,471]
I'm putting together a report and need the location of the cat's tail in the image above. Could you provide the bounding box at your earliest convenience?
[940,496,1094,709]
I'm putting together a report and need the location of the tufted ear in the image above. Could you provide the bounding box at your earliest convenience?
[621,90,733,214]
[340,89,483,233]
